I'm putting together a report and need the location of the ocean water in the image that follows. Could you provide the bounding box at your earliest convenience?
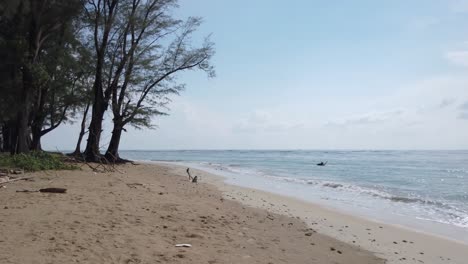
[121,150,468,243]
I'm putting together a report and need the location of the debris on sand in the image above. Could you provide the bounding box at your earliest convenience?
[175,244,192,248]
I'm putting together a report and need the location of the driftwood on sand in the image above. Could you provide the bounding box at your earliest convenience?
[175,244,192,248]
[16,188,67,193]
[126,183,144,188]
[66,154,125,174]
[39,188,67,193]
[0,169,25,175]
[0,176,34,185]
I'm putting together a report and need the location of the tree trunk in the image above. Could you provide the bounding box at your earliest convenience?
[30,77,50,152]
[14,86,32,154]
[0,124,3,152]
[83,39,107,162]
[30,124,42,151]
[71,102,90,156]
[14,74,32,154]
[1,122,14,153]
[83,101,105,161]
[83,81,107,161]
[13,110,30,154]
[0,124,5,152]
[12,61,35,154]
[30,94,46,152]
[83,0,118,162]
[105,122,123,162]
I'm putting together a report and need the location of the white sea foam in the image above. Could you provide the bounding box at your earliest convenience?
[198,162,468,229]
[122,150,468,241]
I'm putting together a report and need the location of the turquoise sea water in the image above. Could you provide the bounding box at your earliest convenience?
[121,150,468,242]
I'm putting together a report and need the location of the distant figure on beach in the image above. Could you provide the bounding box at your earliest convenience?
[186,168,198,183]
[317,161,327,166]
[186,168,193,181]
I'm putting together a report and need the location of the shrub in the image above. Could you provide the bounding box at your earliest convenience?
[0,151,77,172]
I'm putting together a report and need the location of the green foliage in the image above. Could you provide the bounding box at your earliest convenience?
[0,152,77,171]
[0,0,89,153]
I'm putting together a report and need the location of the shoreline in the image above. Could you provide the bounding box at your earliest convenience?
[152,160,468,245]
[154,161,468,264]
[120,149,468,242]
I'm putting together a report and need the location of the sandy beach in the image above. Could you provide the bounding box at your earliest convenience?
[0,162,466,264]
[178,164,468,264]
[2,1,468,264]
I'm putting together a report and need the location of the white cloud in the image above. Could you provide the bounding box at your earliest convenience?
[43,74,468,150]
[438,98,456,109]
[446,50,468,66]
[458,101,468,110]
[450,0,468,12]
[326,109,404,127]
[408,17,439,30]
[458,101,468,119]
[233,110,303,133]
[458,112,468,119]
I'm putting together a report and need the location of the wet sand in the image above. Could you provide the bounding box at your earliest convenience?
[174,163,468,264]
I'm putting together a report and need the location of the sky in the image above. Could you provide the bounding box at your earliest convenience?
[44,0,468,150]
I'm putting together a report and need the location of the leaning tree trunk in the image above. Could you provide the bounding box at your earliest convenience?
[83,13,114,162]
[71,102,90,156]
[104,122,123,163]
[83,101,106,161]
[83,78,108,162]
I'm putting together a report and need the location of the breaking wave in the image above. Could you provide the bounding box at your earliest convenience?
[203,163,468,229]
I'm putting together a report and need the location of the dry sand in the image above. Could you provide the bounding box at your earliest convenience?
[0,163,382,264]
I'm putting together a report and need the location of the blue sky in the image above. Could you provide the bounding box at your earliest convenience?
[44,0,468,150]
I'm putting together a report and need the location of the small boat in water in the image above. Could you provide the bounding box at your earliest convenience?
[317,161,327,166]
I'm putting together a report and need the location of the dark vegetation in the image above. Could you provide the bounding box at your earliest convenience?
[0,152,77,171]
[0,0,214,163]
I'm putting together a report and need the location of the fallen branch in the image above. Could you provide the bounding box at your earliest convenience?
[0,176,34,184]
[102,153,125,174]
[84,160,114,173]
[85,162,104,173]
[126,183,144,188]
[0,169,24,175]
